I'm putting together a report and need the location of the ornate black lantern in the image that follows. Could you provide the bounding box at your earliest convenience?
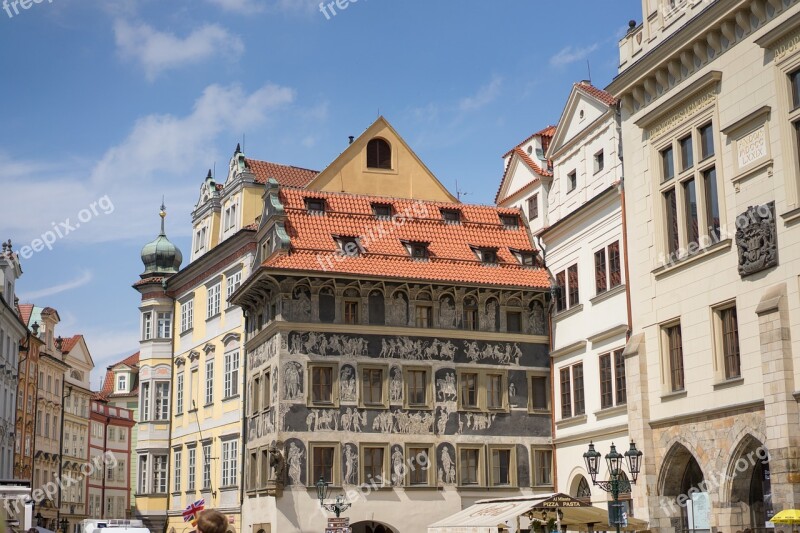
[583,441,601,483]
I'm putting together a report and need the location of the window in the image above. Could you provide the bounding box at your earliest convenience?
[181,300,193,332]
[664,188,679,255]
[500,214,519,229]
[311,365,334,404]
[459,447,482,486]
[704,167,720,238]
[684,178,699,246]
[154,455,168,493]
[156,312,171,339]
[528,194,539,220]
[252,375,261,414]
[312,445,336,485]
[555,271,567,313]
[305,197,325,214]
[116,374,127,393]
[568,265,579,306]
[608,241,621,288]
[155,382,170,420]
[507,311,522,333]
[480,248,498,265]
[491,447,513,486]
[529,375,549,411]
[440,208,461,224]
[487,374,504,410]
[665,323,684,392]
[415,304,433,328]
[679,135,694,171]
[661,146,675,182]
[205,361,214,405]
[594,150,605,173]
[600,349,626,409]
[222,440,238,487]
[615,350,627,405]
[409,242,429,260]
[190,369,199,409]
[460,373,478,409]
[372,203,392,219]
[173,450,182,492]
[408,446,430,485]
[572,363,585,415]
[187,447,196,490]
[138,456,148,494]
[202,443,212,489]
[226,271,242,302]
[716,305,741,380]
[344,300,359,325]
[176,373,184,414]
[567,170,577,192]
[140,382,150,422]
[791,68,800,109]
[337,236,363,257]
[142,312,152,340]
[699,123,715,160]
[362,368,384,406]
[367,138,391,169]
[406,369,428,407]
[207,283,221,318]
[362,447,385,484]
[224,350,239,398]
[533,449,553,486]
[464,297,479,330]
[595,249,607,294]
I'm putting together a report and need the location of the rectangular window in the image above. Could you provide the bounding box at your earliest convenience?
[595,249,607,294]
[609,241,622,288]
[176,373,184,415]
[344,301,359,325]
[180,300,193,333]
[252,375,261,414]
[460,373,478,409]
[141,382,150,422]
[666,324,685,392]
[506,311,522,333]
[664,188,679,255]
[791,69,800,109]
[155,382,170,420]
[207,284,221,318]
[156,312,171,339]
[572,363,585,416]
[679,135,694,171]
[560,368,571,419]
[704,167,720,238]
[363,447,385,484]
[721,306,741,380]
[222,440,238,487]
[154,455,168,494]
[187,448,196,490]
[224,350,239,398]
[362,368,383,405]
[661,146,675,182]
[528,194,539,220]
[534,449,553,486]
[568,264,580,307]
[600,353,613,409]
[684,178,699,246]
[262,371,271,410]
[205,361,214,405]
[407,370,427,407]
[594,150,605,173]
[614,349,627,405]
[491,448,512,486]
[487,374,504,410]
[138,456,148,494]
[460,448,480,485]
[699,123,715,160]
[409,447,429,485]
[312,366,334,404]
[313,446,335,484]
[173,450,182,492]
[555,271,566,312]
[567,170,577,192]
[202,444,212,489]
[226,271,242,301]
[415,305,433,328]
[530,376,549,411]
[143,312,152,340]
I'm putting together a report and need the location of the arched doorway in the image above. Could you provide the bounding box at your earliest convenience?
[350,521,396,533]
[659,443,706,533]
[729,436,771,531]
[570,474,592,504]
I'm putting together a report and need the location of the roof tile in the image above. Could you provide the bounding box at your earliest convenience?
[245,158,319,188]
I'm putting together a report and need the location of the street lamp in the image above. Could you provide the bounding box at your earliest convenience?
[59,518,69,533]
[35,512,43,526]
[315,476,351,518]
[583,442,642,533]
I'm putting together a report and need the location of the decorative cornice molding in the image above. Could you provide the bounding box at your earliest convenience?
[635,71,722,137]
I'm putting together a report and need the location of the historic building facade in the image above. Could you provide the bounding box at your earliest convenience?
[609,0,800,531]
[1,241,25,482]
[231,119,554,533]
[88,400,135,520]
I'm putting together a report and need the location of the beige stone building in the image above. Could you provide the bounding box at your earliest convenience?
[609,0,800,532]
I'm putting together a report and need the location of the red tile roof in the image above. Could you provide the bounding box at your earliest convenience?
[260,189,549,289]
[17,303,33,327]
[245,158,319,188]
[576,81,618,107]
[502,125,557,158]
[59,334,82,354]
[96,352,140,400]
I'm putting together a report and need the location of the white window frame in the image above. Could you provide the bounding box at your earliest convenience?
[154,454,168,494]
[142,312,152,341]
[202,443,212,489]
[116,373,127,393]
[224,350,240,398]
[221,439,238,487]
[173,449,182,493]
[207,283,221,318]
[205,360,214,405]
[187,447,196,491]
[156,312,171,339]
[180,300,194,333]
[176,373,184,415]
[155,381,170,421]
[226,270,242,303]
[140,382,150,422]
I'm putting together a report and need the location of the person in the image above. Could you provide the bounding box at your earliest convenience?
[196,510,229,533]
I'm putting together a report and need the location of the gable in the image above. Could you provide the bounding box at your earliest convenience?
[496,156,540,206]
[548,84,617,159]
[306,117,457,202]
[64,336,94,371]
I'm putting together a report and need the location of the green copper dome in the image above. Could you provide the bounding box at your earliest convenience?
[140,204,183,277]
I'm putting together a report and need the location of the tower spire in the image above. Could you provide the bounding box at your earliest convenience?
[159,198,167,236]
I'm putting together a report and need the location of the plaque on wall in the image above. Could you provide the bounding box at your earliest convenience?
[735,202,778,277]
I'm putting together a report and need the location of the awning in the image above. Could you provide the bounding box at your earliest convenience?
[429,499,545,532]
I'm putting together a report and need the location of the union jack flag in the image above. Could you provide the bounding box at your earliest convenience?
[182,499,205,522]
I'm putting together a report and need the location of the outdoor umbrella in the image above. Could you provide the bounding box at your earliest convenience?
[771,509,800,526]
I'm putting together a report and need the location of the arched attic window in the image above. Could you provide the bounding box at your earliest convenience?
[367,138,392,169]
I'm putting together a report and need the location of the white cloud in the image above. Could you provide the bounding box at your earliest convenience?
[459,75,503,112]
[549,43,600,67]
[205,0,266,13]
[114,20,244,80]
[18,270,93,300]
[205,0,319,14]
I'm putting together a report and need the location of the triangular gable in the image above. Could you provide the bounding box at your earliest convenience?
[547,83,618,159]
[63,335,95,369]
[495,148,549,205]
[306,116,457,203]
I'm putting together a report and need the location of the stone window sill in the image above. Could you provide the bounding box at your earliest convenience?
[660,389,687,402]
[713,377,744,390]
[590,284,626,305]
[556,414,587,429]
[554,304,584,321]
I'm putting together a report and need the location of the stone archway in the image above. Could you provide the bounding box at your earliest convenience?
[658,442,706,533]
[727,435,771,532]
[349,521,396,533]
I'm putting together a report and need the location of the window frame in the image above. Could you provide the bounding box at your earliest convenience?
[202,442,212,490]
[366,138,392,170]
[309,442,341,487]
[360,444,390,487]
[532,447,554,488]
[180,299,194,333]
[528,194,539,221]
[403,366,433,410]
[223,349,240,399]
[205,360,214,406]
[662,320,685,393]
[488,445,517,487]
[221,438,239,488]
[528,372,550,413]
[207,282,222,319]
[457,444,485,487]
[593,150,605,174]
[711,300,741,383]
[173,448,182,493]
[567,170,577,193]
[359,364,389,409]
[405,444,434,487]
[599,348,626,409]
[308,363,339,407]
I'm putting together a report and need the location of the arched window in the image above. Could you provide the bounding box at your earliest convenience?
[319,287,335,323]
[576,475,591,501]
[369,290,385,325]
[367,138,392,169]
[463,296,479,331]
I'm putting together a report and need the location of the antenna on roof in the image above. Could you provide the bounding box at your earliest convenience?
[243,133,246,154]
[455,180,470,202]
[587,60,592,85]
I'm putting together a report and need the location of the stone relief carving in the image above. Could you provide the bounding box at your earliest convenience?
[391,446,404,486]
[339,365,357,402]
[290,332,368,357]
[290,287,312,322]
[436,405,452,435]
[340,408,367,432]
[380,337,457,361]
[736,202,778,277]
[529,301,546,335]
[436,372,457,401]
[279,403,292,431]
[343,443,358,485]
[283,361,303,400]
[439,296,457,328]
[463,340,522,365]
[285,440,305,486]
[306,408,367,432]
[372,410,435,434]
[481,300,498,331]
[389,366,403,404]
[437,444,456,486]
[249,335,279,370]
[387,293,408,326]
[268,444,285,483]
[459,412,496,432]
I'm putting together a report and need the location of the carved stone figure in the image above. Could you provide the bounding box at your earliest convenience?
[482,300,498,331]
[391,447,404,486]
[529,301,546,335]
[439,296,456,328]
[292,288,312,322]
[387,293,408,326]
[343,444,358,485]
[436,372,457,401]
[390,367,403,403]
[287,442,304,486]
[268,445,285,483]
[283,362,303,400]
[736,202,778,277]
[439,446,455,485]
[340,365,357,402]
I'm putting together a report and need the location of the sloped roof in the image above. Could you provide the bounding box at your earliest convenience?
[59,334,82,354]
[260,189,549,289]
[17,303,34,327]
[495,147,552,204]
[575,81,618,107]
[95,352,140,400]
[502,125,557,158]
[245,158,319,188]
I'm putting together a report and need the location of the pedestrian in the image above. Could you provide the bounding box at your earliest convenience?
[196,510,229,533]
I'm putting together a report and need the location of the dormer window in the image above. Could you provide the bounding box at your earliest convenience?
[535,148,545,160]
[402,241,429,261]
[336,236,363,257]
[511,249,539,267]
[472,247,499,265]
[499,214,520,229]
[116,373,128,393]
[367,138,392,169]
[372,203,393,219]
[440,208,461,224]
[305,198,326,214]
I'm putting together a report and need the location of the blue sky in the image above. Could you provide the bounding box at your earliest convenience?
[0,0,640,387]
